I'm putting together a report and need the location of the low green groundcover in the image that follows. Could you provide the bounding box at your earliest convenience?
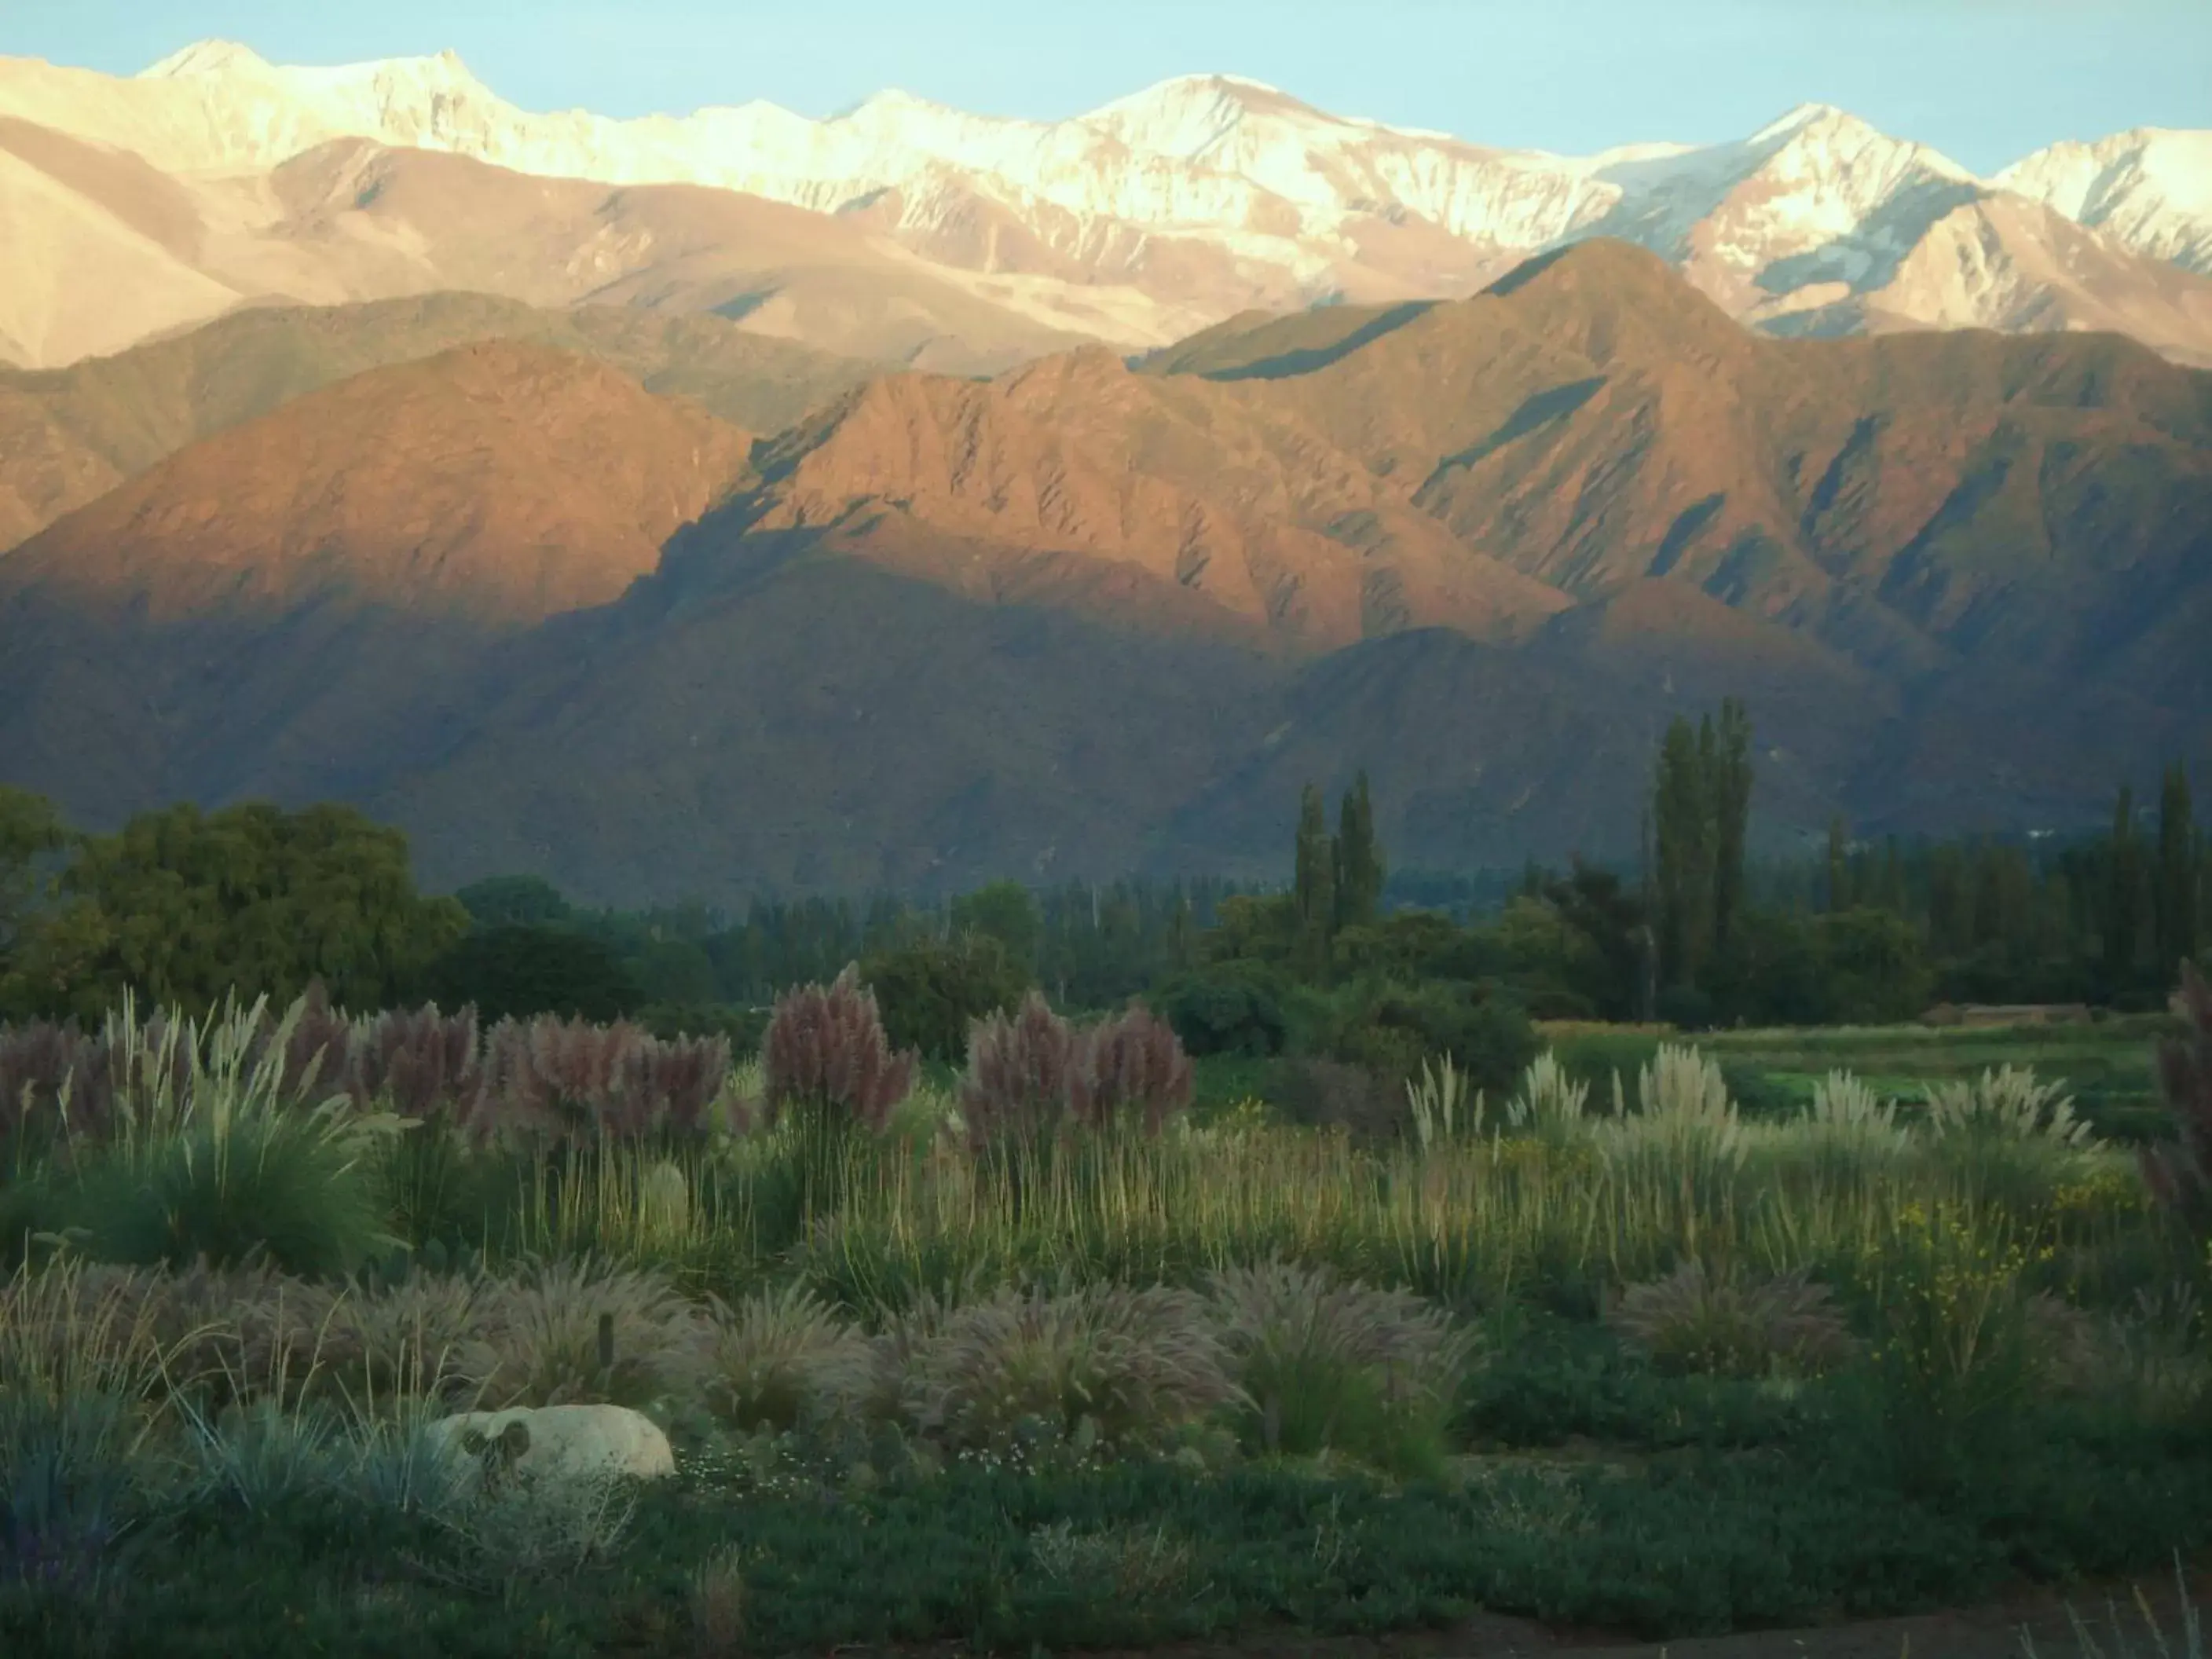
[7,1386,2207,1659]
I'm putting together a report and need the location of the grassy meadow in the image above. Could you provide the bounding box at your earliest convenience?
[1543,1017,2174,1140]
[0,991,2208,1657]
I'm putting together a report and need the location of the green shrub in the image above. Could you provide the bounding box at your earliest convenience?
[0,1386,152,1609]
[2140,962,2211,1242]
[1207,1259,1474,1478]
[26,998,412,1280]
[696,1284,877,1433]
[862,934,1027,1062]
[469,1254,706,1413]
[1324,980,1536,1097]
[1266,1057,1404,1141]
[1609,1260,1856,1379]
[902,1282,1238,1456]
[1152,969,1287,1059]
[634,1002,767,1052]
[425,925,643,1024]
[53,1110,401,1280]
[1855,1199,2047,1493]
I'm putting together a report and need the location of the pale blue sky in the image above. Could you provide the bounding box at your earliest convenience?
[10,0,2210,175]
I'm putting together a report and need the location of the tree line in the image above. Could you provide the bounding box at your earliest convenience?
[2,714,2206,1039]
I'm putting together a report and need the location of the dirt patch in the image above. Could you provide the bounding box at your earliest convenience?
[887,1554,2212,1659]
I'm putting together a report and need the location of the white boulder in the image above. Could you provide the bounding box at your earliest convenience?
[428,1403,676,1489]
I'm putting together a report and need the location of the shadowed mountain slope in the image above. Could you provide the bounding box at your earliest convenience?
[0,290,871,552]
[2,243,2207,900]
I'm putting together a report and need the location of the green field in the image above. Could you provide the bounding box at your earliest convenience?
[1,1000,2207,1657]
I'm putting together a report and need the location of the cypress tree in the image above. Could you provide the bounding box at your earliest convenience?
[1653,716,1714,990]
[1332,771,1384,930]
[1826,815,1851,914]
[1293,783,1337,981]
[1881,837,1908,914]
[1710,698,1754,954]
[2157,764,2198,978]
[2108,784,2141,991]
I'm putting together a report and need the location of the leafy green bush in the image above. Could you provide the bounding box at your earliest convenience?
[20,998,412,1280]
[1265,1057,1405,1141]
[1323,980,1536,1097]
[861,933,1027,1061]
[1152,969,1288,1059]
[1854,1199,2048,1494]
[633,1002,767,1052]
[2141,962,2211,1242]
[424,925,642,1024]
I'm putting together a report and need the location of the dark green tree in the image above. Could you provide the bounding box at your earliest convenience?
[16,800,467,1020]
[633,937,721,1007]
[1332,771,1385,932]
[1815,907,1934,1024]
[2108,783,2143,991]
[1710,698,1754,955]
[950,880,1042,978]
[2158,764,2199,978]
[1879,836,1909,915]
[0,787,68,1003]
[1293,783,1338,981]
[1652,716,1715,990]
[860,932,1027,1060]
[1826,815,1851,914]
[1541,862,1650,1022]
[426,925,644,1024]
[454,874,573,929]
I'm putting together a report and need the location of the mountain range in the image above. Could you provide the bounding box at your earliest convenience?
[1,238,2206,906]
[4,42,2212,374]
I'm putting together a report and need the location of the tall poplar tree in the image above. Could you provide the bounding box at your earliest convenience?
[2107,783,2142,989]
[1332,771,1385,931]
[1826,815,1851,914]
[1650,700,1756,992]
[1653,716,1715,990]
[1711,698,1754,955]
[1293,783,1337,981]
[2158,764,2199,977]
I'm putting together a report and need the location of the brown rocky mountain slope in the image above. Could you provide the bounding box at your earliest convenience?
[5,337,755,622]
[1,241,2207,901]
[0,340,756,826]
[730,240,2212,698]
[0,290,871,554]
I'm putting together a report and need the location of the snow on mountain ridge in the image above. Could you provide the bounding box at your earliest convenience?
[60,38,2201,280]
[137,38,272,79]
[1998,129,2212,273]
[5,39,2210,369]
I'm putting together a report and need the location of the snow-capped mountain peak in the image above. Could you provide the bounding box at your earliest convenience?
[1752,101,1856,141]
[2,39,2207,373]
[1998,127,2212,272]
[138,38,273,79]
